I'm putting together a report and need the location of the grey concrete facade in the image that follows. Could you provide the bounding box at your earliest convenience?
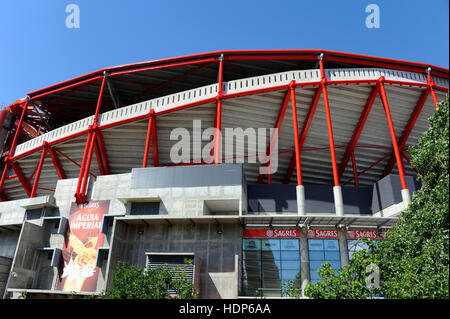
[0,164,417,298]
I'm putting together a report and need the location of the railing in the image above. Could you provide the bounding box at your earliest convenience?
[14,115,95,156]
[13,67,447,157]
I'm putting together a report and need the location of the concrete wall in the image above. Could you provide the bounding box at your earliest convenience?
[372,174,421,213]
[0,256,13,297]
[0,165,419,298]
[0,198,28,226]
[8,222,47,290]
[106,220,241,299]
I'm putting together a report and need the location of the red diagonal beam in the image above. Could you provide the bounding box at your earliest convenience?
[9,161,32,197]
[401,150,419,174]
[30,148,48,198]
[338,85,380,180]
[93,138,105,176]
[95,130,110,175]
[343,151,394,186]
[152,114,159,167]
[426,70,439,109]
[143,110,155,168]
[381,88,430,177]
[283,86,322,183]
[45,143,66,180]
[257,88,292,183]
[378,79,408,190]
[53,149,96,178]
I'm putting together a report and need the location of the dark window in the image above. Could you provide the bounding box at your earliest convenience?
[242,238,301,297]
[25,208,43,221]
[130,202,160,215]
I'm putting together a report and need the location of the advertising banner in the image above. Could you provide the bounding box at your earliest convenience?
[307,229,339,239]
[242,229,300,238]
[57,200,109,292]
[347,229,388,240]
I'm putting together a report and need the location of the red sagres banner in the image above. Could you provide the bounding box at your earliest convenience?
[57,200,109,292]
[307,229,339,239]
[347,229,388,240]
[243,229,300,238]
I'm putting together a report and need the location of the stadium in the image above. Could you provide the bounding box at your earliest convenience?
[0,50,448,298]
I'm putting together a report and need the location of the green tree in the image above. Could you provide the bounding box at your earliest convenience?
[102,260,198,299]
[302,95,449,299]
[301,239,380,299]
[377,94,449,298]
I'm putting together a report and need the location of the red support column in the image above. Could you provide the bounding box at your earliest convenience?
[30,148,47,198]
[257,87,292,183]
[378,78,408,191]
[9,99,29,156]
[214,54,224,165]
[152,113,159,167]
[283,86,322,183]
[290,84,302,186]
[143,110,154,168]
[96,130,110,175]
[1,99,31,198]
[338,85,380,180]
[320,55,344,216]
[75,131,93,200]
[319,58,340,187]
[75,75,107,203]
[427,68,439,109]
[80,130,97,202]
[94,139,105,176]
[382,87,430,177]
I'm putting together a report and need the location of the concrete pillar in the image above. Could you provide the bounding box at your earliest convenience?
[296,185,305,216]
[333,186,344,216]
[299,227,310,297]
[401,188,411,205]
[338,227,349,268]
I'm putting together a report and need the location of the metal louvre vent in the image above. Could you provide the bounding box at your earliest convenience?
[146,254,195,296]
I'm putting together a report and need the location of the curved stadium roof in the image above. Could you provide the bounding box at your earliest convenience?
[1,50,449,201]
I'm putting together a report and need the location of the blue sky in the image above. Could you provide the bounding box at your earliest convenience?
[0,0,448,107]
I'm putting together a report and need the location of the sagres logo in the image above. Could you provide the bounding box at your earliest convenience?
[170,120,279,175]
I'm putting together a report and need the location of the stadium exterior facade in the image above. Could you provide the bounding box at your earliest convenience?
[0,50,448,299]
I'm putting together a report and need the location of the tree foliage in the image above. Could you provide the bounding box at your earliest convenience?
[302,94,449,299]
[101,260,198,299]
[377,94,449,298]
[304,240,381,299]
